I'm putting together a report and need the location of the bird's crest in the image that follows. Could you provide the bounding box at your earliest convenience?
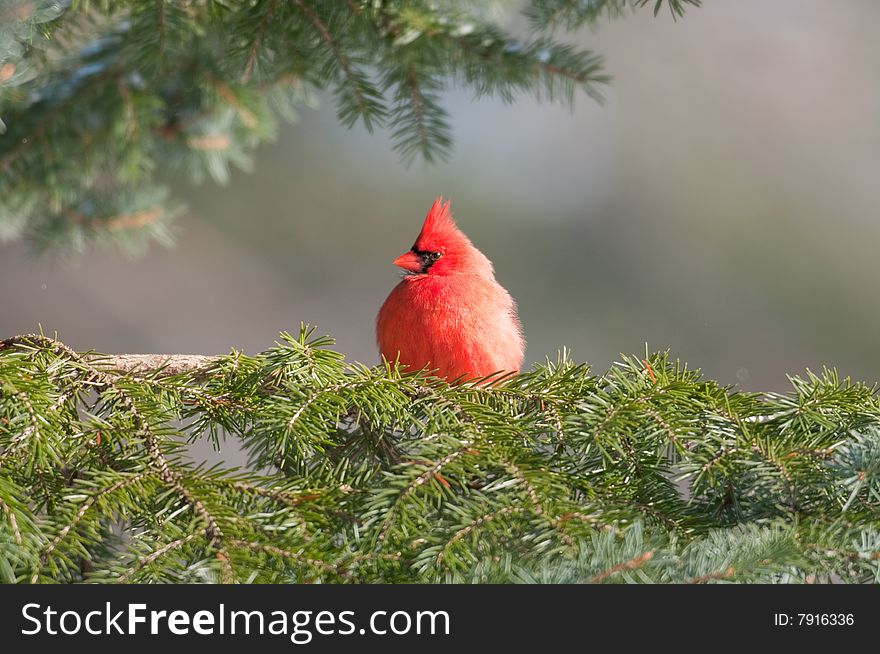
[415,197,461,247]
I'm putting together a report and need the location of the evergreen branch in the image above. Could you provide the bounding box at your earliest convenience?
[0,63,117,173]
[117,533,199,583]
[526,0,700,30]
[104,208,165,232]
[0,108,50,172]
[61,205,166,234]
[687,566,736,584]
[0,495,22,545]
[290,0,383,129]
[222,479,321,508]
[227,539,339,577]
[404,67,428,155]
[0,0,692,251]
[377,444,473,543]
[207,76,258,128]
[502,460,576,546]
[343,1,362,17]
[3,392,41,458]
[533,56,608,102]
[35,472,152,580]
[635,0,702,20]
[241,0,277,83]
[5,330,876,584]
[157,0,166,62]
[1,334,233,579]
[115,73,137,139]
[437,506,528,566]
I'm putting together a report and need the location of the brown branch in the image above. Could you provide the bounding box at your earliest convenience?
[589,551,654,583]
[1,335,216,376]
[86,353,216,376]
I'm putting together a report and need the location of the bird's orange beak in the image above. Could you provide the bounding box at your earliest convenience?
[393,251,423,273]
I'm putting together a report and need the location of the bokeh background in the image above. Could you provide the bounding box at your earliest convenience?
[3,0,880,392]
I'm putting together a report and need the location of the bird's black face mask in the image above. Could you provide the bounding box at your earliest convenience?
[409,247,443,274]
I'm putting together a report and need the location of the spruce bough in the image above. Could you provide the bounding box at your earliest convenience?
[1,0,700,254]
[1,327,878,584]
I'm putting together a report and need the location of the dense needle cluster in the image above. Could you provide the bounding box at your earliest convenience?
[1,327,878,584]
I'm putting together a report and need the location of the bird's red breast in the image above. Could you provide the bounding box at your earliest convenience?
[376,198,525,382]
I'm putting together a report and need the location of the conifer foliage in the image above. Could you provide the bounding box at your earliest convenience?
[1,328,878,584]
[0,0,698,254]
[6,0,876,586]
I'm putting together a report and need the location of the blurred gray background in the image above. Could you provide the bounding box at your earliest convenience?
[3,0,879,392]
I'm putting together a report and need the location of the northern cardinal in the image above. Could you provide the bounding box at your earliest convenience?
[376,198,525,382]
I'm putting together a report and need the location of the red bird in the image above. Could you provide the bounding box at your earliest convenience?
[376,198,525,382]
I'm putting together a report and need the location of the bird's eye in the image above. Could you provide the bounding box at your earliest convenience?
[429,251,442,261]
